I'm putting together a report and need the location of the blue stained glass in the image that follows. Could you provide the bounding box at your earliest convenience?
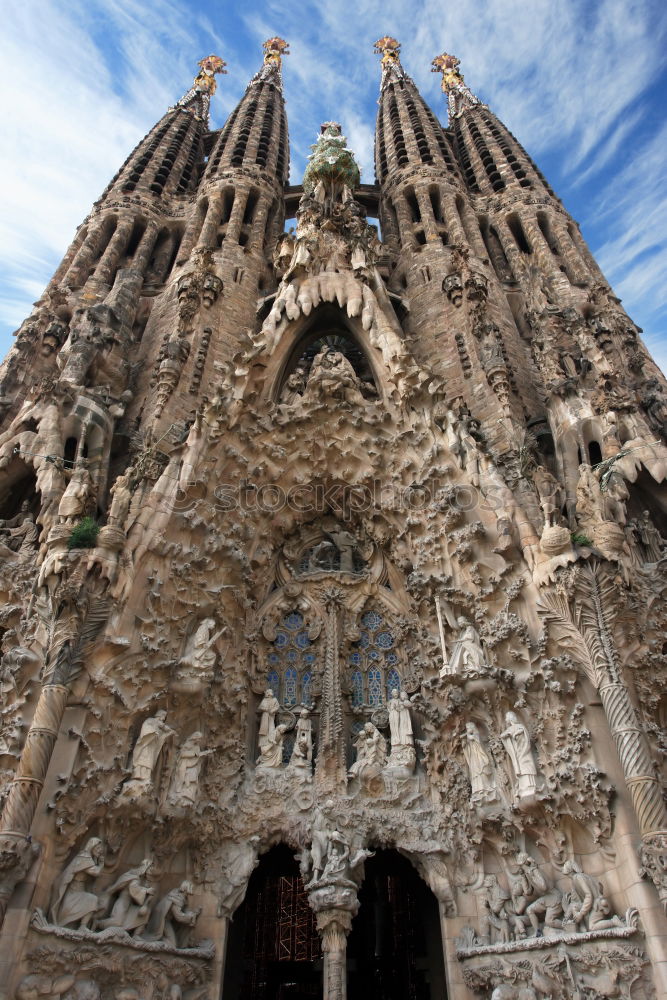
[284,668,298,706]
[361,611,382,631]
[295,631,311,649]
[285,612,304,630]
[351,671,364,707]
[274,632,288,648]
[302,672,312,704]
[368,650,379,660]
[387,669,401,696]
[368,668,383,706]
[358,631,370,648]
[349,652,361,665]
[268,652,280,664]
[376,631,394,649]
[351,720,365,737]
[267,670,280,693]
[286,649,298,662]
[303,652,315,664]
[386,652,398,664]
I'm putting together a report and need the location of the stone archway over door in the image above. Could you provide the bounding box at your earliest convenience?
[346,850,447,1000]
[222,845,322,998]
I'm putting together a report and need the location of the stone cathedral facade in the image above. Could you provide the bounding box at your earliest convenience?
[0,30,666,999]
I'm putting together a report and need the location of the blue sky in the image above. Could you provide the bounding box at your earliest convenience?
[2,0,667,370]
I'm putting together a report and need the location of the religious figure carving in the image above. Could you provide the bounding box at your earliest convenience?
[257,688,281,750]
[106,472,132,530]
[173,617,223,693]
[480,874,511,944]
[462,722,497,803]
[304,348,365,406]
[0,501,38,556]
[97,858,156,935]
[449,617,486,674]
[348,722,386,780]
[500,712,539,800]
[256,722,288,769]
[532,465,564,527]
[216,837,260,918]
[58,463,92,524]
[50,837,105,930]
[126,710,175,792]
[167,732,214,808]
[387,688,413,747]
[145,880,201,947]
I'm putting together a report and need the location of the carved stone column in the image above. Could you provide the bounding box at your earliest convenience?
[315,596,347,794]
[308,881,359,1000]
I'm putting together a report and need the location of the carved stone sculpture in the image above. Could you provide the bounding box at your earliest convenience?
[167,731,213,808]
[124,710,175,795]
[256,722,288,769]
[257,688,280,750]
[145,880,201,947]
[500,712,539,800]
[97,858,156,935]
[348,722,386,780]
[50,837,105,930]
[462,722,497,803]
[449,617,487,674]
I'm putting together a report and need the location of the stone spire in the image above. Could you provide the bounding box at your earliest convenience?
[431,52,481,119]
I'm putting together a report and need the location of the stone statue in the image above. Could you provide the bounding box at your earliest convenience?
[348,722,386,780]
[97,858,156,935]
[106,472,132,530]
[304,348,365,406]
[637,509,664,561]
[50,837,105,930]
[288,708,313,776]
[257,688,281,750]
[173,617,224,693]
[216,837,260,918]
[480,874,511,944]
[532,465,564,527]
[0,501,38,556]
[561,859,621,932]
[449,617,486,673]
[462,722,496,803]
[387,688,414,748]
[323,523,359,573]
[145,880,201,947]
[167,732,214,808]
[127,710,175,789]
[256,723,288,769]
[500,712,538,800]
[58,463,92,524]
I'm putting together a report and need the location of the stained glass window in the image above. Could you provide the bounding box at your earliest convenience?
[265,611,317,706]
[347,608,399,707]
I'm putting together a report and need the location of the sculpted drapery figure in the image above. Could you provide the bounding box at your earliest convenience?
[97,858,156,936]
[145,880,201,947]
[256,723,288,769]
[349,722,387,779]
[128,710,175,787]
[462,722,496,802]
[167,731,214,807]
[50,837,105,930]
[387,689,414,747]
[500,711,538,799]
[58,463,92,524]
[257,688,280,749]
[449,617,486,674]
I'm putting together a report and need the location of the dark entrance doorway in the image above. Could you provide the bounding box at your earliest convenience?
[347,850,447,1000]
[222,845,321,999]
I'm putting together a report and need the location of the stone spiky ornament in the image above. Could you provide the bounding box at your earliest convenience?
[302,122,360,199]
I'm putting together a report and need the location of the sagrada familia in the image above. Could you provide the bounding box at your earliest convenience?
[0,31,666,1000]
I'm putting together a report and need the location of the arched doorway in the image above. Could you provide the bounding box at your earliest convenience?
[347,850,447,1000]
[223,845,322,998]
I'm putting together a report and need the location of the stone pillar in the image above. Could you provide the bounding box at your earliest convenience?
[314,599,347,794]
[93,217,134,285]
[179,199,208,262]
[132,219,160,275]
[64,220,114,288]
[197,194,223,249]
[308,880,359,1000]
[226,189,249,245]
[0,684,69,839]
